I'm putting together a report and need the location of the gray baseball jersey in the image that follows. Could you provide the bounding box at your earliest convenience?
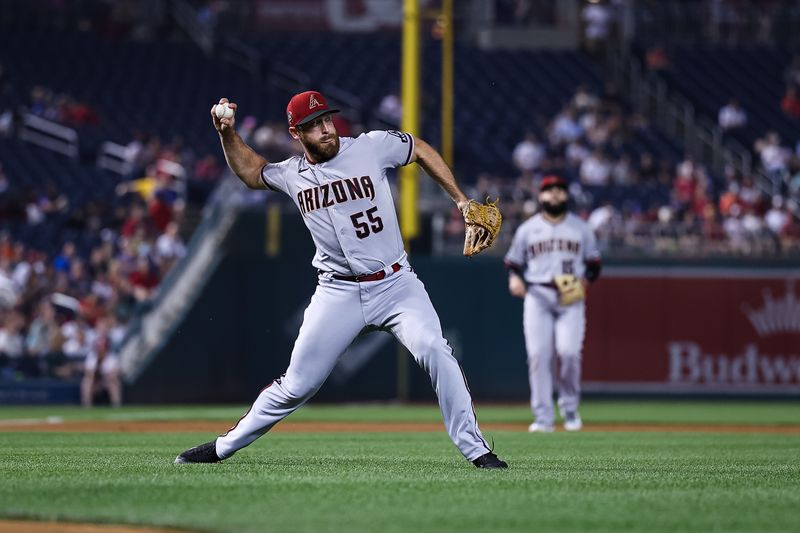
[260,130,414,275]
[504,213,600,283]
[504,212,600,431]
[215,130,494,463]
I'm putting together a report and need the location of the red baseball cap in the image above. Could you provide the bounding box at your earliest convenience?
[540,175,568,190]
[286,90,339,128]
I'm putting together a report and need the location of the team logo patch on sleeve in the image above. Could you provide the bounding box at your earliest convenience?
[387,130,409,143]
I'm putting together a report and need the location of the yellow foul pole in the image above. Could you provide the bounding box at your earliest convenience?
[398,0,421,402]
[400,0,420,245]
[441,0,453,166]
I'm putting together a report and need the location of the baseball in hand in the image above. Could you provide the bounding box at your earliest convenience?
[215,103,235,119]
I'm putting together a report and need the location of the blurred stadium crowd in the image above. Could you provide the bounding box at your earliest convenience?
[1,0,800,390]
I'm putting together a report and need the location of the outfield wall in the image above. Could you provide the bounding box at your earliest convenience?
[125,210,800,403]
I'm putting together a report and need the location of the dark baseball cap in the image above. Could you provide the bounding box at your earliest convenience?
[286,90,340,128]
[540,175,568,191]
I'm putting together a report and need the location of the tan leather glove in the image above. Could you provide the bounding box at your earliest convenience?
[461,199,502,256]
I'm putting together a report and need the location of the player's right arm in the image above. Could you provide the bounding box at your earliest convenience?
[504,225,528,298]
[212,98,267,190]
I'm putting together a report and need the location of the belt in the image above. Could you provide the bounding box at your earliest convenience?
[328,263,401,283]
[532,281,557,289]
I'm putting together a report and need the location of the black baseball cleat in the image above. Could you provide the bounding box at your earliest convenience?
[472,452,508,469]
[174,440,222,464]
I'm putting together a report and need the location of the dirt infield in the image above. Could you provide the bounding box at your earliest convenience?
[0,520,184,533]
[1,419,799,434]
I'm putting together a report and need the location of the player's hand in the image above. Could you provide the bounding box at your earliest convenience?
[211,97,237,135]
[509,274,526,298]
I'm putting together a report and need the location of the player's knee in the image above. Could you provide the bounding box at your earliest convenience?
[527,352,551,371]
[409,330,447,366]
[556,350,582,361]
[279,375,322,402]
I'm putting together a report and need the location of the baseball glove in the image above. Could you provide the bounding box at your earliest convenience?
[554,274,585,306]
[461,198,502,256]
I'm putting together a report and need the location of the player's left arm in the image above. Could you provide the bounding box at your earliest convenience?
[409,138,469,209]
[582,222,602,287]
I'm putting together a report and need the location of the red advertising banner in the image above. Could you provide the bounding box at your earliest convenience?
[583,269,800,394]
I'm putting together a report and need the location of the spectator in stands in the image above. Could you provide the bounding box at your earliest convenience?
[718,181,740,217]
[550,106,583,146]
[0,107,14,137]
[0,310,25,377]
[581,0,613,59]
[378,90,402,126]
[69,258,92,296]
[673,159,697,214]
[645,43,670,71]
[81,316,122,407]
[190,153,223,203]
[512,132,545,177]
[149,173,182,233]
[53,242,77,274]
[723,204,747,252]
[566,137,591,168]
[194,154,222,182]
[780,85,800,119]
[128,256,159,301]
[57,312,90,377]
[155,221,186,271]
[701,204,726,244]
[580,148,612,185]
[572,84,599,113]
[738,176,762,209]
[120,203,146,238]
[789,159,800,197]
[692,181,712,218]
[784,55,800,89]
[765,195,790,237]
[253,121,299,161]
[718,98,747,131]
[237,115,258,145]
[24,299,59,372]
[755,131,791,179]
[638,152,658,182]
[611,153,636,185]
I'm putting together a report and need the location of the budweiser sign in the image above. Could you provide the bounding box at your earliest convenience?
[668,343,800,385]
[582,271,800,394]
[742,281,800,337]
[669,281,800,386]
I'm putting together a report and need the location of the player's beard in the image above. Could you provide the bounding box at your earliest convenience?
[541,201,568,216]
[304,135,340,163]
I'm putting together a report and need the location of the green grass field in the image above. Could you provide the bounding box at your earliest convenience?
[1,401,799,533]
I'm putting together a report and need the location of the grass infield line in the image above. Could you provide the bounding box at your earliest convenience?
[1,419,799,433]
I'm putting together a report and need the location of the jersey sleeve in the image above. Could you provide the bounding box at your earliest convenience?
[259,160,290,194]
[582,222,601,261]
[504,226,527,274]
[366,130,415,169]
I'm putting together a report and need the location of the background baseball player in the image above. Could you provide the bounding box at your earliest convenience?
[175,91,506,468]
[504,175,601,432]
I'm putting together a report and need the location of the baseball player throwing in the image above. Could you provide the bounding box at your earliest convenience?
[175,91,506,469]
[504,176,601,432]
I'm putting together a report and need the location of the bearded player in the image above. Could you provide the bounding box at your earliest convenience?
[175,92,506,469]
[504,175,601,432]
